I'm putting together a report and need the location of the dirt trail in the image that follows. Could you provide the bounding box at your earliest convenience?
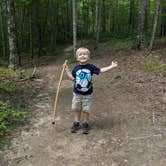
[1,50,166,166]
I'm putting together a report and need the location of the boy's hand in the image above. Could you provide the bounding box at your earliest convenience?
[63,60,68,69]
[100,61,118,73]
[63,63,75,81]
[64,63,69,71]
[111,61,118,68]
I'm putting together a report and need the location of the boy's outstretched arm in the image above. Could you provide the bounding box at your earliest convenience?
[100,61,118,73]
[64,64,75,81]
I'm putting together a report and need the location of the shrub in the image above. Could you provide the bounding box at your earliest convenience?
[0,101,28,136]
[144,54,166,74]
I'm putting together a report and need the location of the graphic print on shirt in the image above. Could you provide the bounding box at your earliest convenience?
[75,69,92,92]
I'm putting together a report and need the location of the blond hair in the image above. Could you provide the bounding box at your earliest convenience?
[76,47,90,58]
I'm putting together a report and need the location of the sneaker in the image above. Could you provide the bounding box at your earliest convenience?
[71,122,81,133]
[82,122,90,134]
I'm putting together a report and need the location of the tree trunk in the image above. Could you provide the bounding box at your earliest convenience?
[0,1,6,57]
[115,0,119,33]
[94,0,102,49]
[109,0,115,32]
[137,0,147,50]
[83,0,89,36]
[160,0,166,36]
[18,6,25,54]
[102,0,106,32]
[34,0,43,57]
[72,0,77,56]
[94,0,99,41]
[29,5,33,60]
[42,0,50,36]
[145,0,150,32]
[67,0,72,41]
[50,0,57,51]
[129,0,135,31]
[6,0,19,69]
[149,0,160,50]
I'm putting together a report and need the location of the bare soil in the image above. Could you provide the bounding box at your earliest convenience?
[0,46,166,166]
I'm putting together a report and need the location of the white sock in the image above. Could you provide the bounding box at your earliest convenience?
[74,118,80,123]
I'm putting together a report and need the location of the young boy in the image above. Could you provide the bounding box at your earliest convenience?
[65,47,118,134]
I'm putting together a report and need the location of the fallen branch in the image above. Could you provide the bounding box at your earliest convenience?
[130,134,162,141]
[31,65,37,78]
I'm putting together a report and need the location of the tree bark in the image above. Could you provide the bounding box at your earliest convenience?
[149,0,160,50]
[109,0,115,32]
[50,0,57,51]
[145,0,150,31]
[6,0,19,69]
[18,5,25,54]
[34,0,43,57]
[83,0,89,36]
[94,0,102,49]
[0,1,6,57]
[72,0,77,56]
[101,0,106,32]
[160,0,166,36]
[29,5,33,60]
[129,0,135,31]
[94,0,99,39]
[137,0,147,49]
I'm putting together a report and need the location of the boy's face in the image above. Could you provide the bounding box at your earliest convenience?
[77,51,89,64]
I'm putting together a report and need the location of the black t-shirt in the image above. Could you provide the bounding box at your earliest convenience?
[72,64,100,95]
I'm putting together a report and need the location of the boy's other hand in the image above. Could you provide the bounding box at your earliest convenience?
[111,61,118,68]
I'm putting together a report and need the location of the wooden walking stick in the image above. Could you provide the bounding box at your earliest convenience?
[52,60,68,124]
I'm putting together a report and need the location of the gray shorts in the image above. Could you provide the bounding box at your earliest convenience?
[72,93,93,113]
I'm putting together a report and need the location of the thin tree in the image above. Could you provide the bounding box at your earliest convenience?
[94,0,102,49]
[50,0,57,51]
[29,4,33,60]
[94,0,99,44]
[83,0,89,36]
[129,0,135,31]
[34,0,43,57]
[72,0,77,56]
[101,0,106,32]
[149,0,160,50]
[144,0,150,31]
[0,1,6,57]
[160,0,166,36]
[137,0,147,49]
[109,0,115,32]
[6,0,19,69]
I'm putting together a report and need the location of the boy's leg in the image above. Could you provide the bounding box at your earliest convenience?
[82,111,89,122]
[71,110,81,133]
[82,111,90,134]
[71,93,81,133]
[82,95,92,134]
[73,110,81,122]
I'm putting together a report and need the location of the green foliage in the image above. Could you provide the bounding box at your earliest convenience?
[144,54,166,73]
[0,81,20,92]
[15,69,34,80]
[0,101,28,137]
[67,55,77,64]
[0,67,35,92]
[105,38,133,51]
[18,0,31,6]
[0,139,10,150]
[0,67,20,92]
[0,67,15,77]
